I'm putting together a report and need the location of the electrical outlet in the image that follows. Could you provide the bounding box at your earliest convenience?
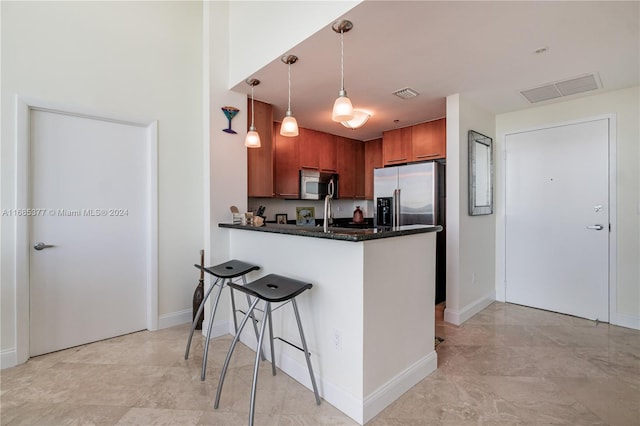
[332,329,342,351]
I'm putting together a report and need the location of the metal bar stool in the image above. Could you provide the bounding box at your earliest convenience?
[214,274,321,425]
[184,259,261,380]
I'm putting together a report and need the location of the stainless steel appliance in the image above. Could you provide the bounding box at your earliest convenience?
[374,161,446,303]
[300,170,338,200]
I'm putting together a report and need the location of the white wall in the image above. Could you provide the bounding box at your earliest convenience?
[227,1,361,88]
[1,1,204,363]
[496,86,640,328]
[445,94,497,325]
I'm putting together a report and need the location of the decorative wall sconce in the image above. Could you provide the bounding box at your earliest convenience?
[245,78,261,148]
[280,55,299,137]
[331,19,355,122]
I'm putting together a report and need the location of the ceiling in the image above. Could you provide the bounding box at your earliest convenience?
[232,1,639,141]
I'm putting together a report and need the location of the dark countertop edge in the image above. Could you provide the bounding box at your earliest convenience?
[219,223,442,242]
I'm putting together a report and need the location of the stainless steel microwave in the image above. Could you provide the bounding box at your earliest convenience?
[300,170,338,200]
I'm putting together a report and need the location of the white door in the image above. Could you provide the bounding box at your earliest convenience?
[505,118,609,321]
[30,109,148,356]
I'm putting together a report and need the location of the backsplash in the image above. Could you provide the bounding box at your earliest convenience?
[249,198,374,222]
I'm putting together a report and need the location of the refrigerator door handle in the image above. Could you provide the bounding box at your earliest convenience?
[393,188,401,228]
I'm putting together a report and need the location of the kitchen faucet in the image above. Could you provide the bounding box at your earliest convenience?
[323,178,335,232]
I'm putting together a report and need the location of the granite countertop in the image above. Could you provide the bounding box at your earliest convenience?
[219,222,442,242]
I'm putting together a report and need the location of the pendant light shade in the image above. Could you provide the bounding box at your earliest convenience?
[280,55,299,137]
[245,78,261,148]
[331,20,354,122]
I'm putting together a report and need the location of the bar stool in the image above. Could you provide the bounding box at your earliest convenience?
[184,259,261,380]
[214,274,321,425]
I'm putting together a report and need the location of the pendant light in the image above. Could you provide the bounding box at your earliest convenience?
[280,55,299,137]
[245,78,261,148]
[331,19,354,122]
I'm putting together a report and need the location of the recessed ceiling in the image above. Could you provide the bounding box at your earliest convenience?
[232,1,639,141]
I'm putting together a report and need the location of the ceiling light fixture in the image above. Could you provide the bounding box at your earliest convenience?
[245,78,261,148]
[331,19,354,122]
[280,54,299,137]
[341,109,371,130]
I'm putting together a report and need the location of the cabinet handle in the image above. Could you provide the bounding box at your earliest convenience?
[301,166,319,170]
[278,193,298,197]
[321,168,337,173]
[416,153,439,158]
[389,158,407,162]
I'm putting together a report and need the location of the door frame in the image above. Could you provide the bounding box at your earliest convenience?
[14,95,159,364]
[496,114,617,324]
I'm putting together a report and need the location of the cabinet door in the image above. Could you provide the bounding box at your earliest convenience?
[383,127,412,165]
[411,118,446,161]
[354,140,365,200]
[274,122,300,199]
[298,127,319,171]
[337,137,355,198]
[364,138,383,200]
[247,100,274,197]
[319,133,338,173]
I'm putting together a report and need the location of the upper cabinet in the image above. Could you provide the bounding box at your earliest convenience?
[247,100,274,197]
[364,138,383,200]
[382,118,446,166]
[411,118,446,161]
[336,136,365,199]
[299,129,337,173]
[382,127,412,166]
[274,122,300,199]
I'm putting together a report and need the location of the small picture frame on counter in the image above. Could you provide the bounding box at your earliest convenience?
[296,207,315,225]
[275,213,288,225]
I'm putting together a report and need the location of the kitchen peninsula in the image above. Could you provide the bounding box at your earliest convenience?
[220,222,441,424]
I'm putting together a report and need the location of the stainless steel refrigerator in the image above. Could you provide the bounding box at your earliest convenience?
[374,161,446,303]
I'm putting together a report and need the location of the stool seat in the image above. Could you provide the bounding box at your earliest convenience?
[228,274,312,303]
[185,259,261,381]
[196,260,260,279]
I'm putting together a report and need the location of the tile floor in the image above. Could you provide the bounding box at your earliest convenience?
[1,302,639,425]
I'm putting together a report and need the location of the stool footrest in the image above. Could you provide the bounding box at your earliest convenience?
[275,336,310,355]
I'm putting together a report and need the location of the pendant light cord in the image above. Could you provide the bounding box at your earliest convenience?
[250,85,255,127]
[287,63,292,112]
[340,31,345,91]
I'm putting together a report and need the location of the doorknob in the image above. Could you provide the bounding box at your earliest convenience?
[34,242,55,250]
[586,225,604,231]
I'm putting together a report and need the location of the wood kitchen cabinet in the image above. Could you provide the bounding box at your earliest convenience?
[336,136,364,199]
[299,128,337,173]
[382,127,412,166]
[247,100,274,197]
[364,138,383,200]
[274,122,300,199]
[411,118,446,161]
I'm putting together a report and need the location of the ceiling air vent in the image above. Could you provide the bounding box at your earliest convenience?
[392,87,419,99]
[521,73,601,103]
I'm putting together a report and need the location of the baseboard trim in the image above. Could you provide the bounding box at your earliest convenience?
[1,348,17,369]
[159,308,232,341]
[613,312,640,331]
[363,351,438,424]
[444,291,495,325]
[158,308,191,329]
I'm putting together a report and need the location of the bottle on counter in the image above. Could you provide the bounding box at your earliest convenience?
[353,206,364,223]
